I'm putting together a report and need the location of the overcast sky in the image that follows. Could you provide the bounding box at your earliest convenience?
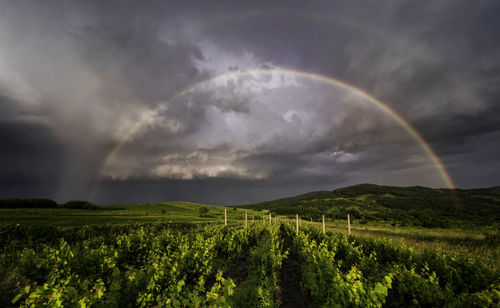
[1,0,499,204]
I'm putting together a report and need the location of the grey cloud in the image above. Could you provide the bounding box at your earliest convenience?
[0,0,499,204]
[0,0,213,200]
[71,23,207,104]
[186,1,500,187]
[102,74,439,189]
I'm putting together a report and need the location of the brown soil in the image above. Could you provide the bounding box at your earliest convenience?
[276,250,309,308]
[223,251,251,285]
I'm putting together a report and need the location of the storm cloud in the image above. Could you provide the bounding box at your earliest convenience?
[0,0,499,204]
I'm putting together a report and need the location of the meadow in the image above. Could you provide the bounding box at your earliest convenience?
[0,201,258,226]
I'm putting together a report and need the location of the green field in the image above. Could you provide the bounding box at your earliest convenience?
[0,201,261,226]
[1,188,499,307]
[303,219,499,271]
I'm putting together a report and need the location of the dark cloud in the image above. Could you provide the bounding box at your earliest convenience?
[0,0,499,204]
[71,23,207,104]
[94,177,344,205]
[0,96,62,198]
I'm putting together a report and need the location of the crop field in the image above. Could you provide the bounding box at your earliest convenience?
[1,203,499,307]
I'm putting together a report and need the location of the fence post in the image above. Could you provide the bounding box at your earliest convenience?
[296,214,299,234]
[224,209,227,226]
[322,214,325,234]
[347,213,351,235]
[245,211,248,229]
[252,215,254,224]
[269,213,272,225]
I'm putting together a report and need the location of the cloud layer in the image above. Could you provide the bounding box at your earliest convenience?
[0,0,499,204]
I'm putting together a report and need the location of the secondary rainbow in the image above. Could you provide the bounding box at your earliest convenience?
[89,68,455,199]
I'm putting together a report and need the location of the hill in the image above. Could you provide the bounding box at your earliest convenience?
[237,184,500,228]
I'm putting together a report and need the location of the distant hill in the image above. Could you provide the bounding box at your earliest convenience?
[237,184,500,228]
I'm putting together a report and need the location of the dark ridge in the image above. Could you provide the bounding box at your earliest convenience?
[236,184,500,228]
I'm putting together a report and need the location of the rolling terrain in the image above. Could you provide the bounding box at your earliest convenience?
[238,184,500,228]
[1,184,499,306]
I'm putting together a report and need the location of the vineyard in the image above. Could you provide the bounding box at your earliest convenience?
[1,221,498,307]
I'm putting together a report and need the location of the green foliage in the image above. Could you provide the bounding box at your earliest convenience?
[1,221,498,306]
[59,200,98,210]
[232,226,287,307]
[199,207,209,216]
[287,225,499,307]
[2,225,256,307]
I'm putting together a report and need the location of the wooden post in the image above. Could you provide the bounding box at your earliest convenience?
[347,213,351,235]
[252,215,254,224]
[245,211,248,229]
[224,209,227,226]
[296,214,299,234]
[269,213,272,225]
[322,215,325,234]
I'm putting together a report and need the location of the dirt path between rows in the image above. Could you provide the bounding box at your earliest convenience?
[223,250,251,285]
[276,233,309,308]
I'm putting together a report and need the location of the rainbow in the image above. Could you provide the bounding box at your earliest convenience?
[89,68,455,200]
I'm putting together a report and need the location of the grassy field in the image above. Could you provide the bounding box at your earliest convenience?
[0,202,263,226]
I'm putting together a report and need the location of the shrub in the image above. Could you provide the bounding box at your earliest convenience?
[59,201,98,210]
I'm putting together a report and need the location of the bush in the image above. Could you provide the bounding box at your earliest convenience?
[59,201,98,210]
[199,207,209,215]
